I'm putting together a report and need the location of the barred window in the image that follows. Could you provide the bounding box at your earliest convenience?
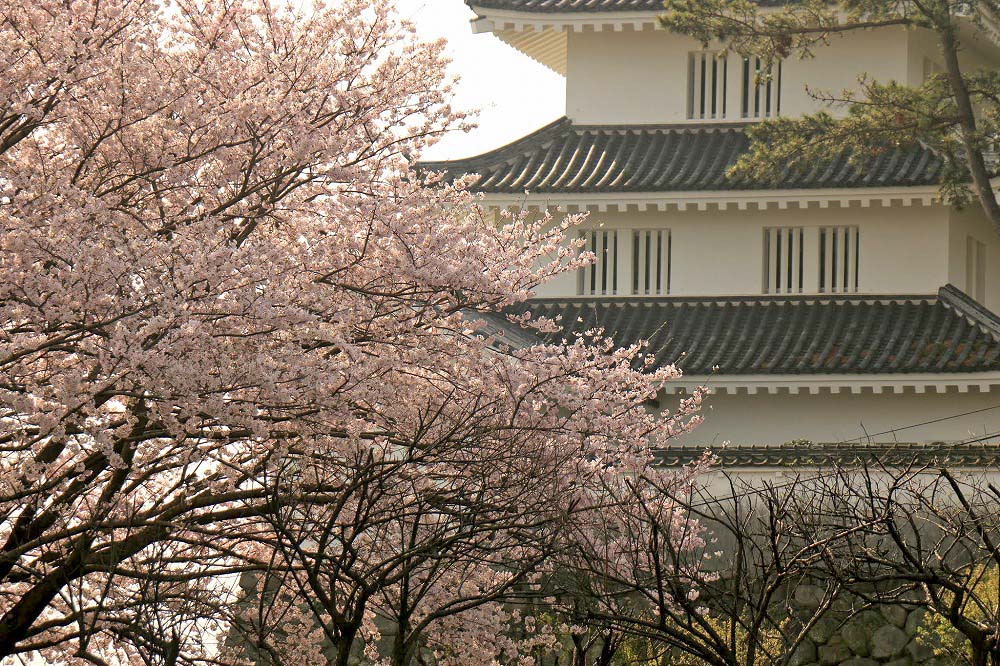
[577,229,620,296]
[819,226,860,293]
[632,229,671,295]
[763,227,804,294]
[687,51,728,120]
[742,57,781,119]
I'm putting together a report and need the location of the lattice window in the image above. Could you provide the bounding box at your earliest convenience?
[819,226,860,293]
[763,227,804,294]
[687,52,728,120]
[632,229,671,295]
[577,229,620,296]
[967,236,986,302]
[742,57,781,119]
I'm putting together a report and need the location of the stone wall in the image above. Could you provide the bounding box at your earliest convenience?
[788,587,949,666]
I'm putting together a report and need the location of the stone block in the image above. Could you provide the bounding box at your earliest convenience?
[904,608,927,635]
[882,604,908,628]
[885,658,913,666]
[871,625,909,659]
[841,622,870,656]
[841,658,879,666]
[906,638,936,663]
[795,584,827,610]
[818,643,853,665]
[789,639,817,666]
[809,617,839,644]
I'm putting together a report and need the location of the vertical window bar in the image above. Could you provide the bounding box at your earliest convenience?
[711,57,718,117]
[742,58,750,118]
[586,231,595,295]
[842,227,850,292]
[632,231,640,294]
[853,227,860,292]
[667,231,672,295]
[754,57,762,117]
[638,230,648,294]
[819,229,827,293]
[597,231,608,296]
[765,63,773,116]
[687,54,696,119]
[774,60,781,116]
[644,230,652,294]
[798,227,804,293]
[654,231,661,294]
[830,227,837,293]
[762,228,770,293]
[774,229,784,294]
[785,227,794,290]
[700,54,707,118]
[721,58,728,117]
[611,231,618,294]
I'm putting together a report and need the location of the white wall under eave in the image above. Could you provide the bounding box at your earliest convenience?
[906,26,997,85]
[534,202,952,298]
[564,27,912,125]
[668,388,1000,446]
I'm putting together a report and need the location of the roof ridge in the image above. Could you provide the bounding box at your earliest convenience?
[467,0,788,13]
[416,119,756,171]
[526,293,939,305]
[939,284,1000,340]
[572,122,753,133]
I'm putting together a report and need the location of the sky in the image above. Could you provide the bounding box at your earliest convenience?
[392,0,565,161]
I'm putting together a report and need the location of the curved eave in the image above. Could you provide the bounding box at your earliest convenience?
[472,187,945,212]
[417,118,947,203]
[468,5,664,74]
[660,372,1000,395]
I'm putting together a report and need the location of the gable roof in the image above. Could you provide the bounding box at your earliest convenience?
[507,286,1000,375]
[418,118,944,195]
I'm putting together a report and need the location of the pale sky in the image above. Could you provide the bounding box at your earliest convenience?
[392,0,565,160]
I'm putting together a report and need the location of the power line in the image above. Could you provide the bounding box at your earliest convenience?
[674,404,1000,508]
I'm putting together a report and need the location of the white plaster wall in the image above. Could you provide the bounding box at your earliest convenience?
[565,27,911,124]
[565,29,695,124]
[948,206,1000,311]
[906,26,996,85]
[534,203,951,298]
[669,389,999,446]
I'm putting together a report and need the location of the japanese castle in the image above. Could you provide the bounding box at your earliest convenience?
[421,0,1000,467]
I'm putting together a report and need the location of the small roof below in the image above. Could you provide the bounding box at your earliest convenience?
[468,0,786,12]
[418,118,944,195]
[470,0,668,10]
[506,286,1000,376]
[658,441,1000,468]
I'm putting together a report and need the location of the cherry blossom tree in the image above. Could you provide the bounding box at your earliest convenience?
[0,1,705,663]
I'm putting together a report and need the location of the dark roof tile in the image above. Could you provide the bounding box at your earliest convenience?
[418,118,944,194]
[468,0,789,12]
[658,441,1000,467]
[507,286,1000,375]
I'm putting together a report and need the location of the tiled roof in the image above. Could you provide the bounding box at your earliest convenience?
[418,118,944,194]
[508,286,1000,375]
[658,441,1000,468]
[468,0,788,12]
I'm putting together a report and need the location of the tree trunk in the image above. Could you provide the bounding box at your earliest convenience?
[334,626,358,666]
[939,21,1000,239]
